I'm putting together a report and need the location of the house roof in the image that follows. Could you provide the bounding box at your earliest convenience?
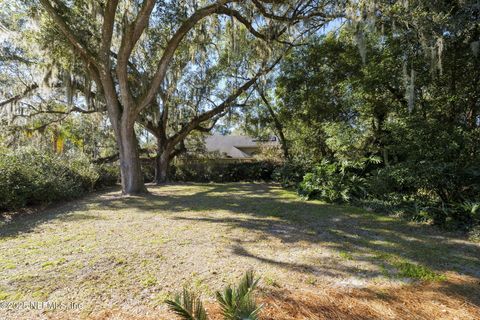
[205,135,275,159]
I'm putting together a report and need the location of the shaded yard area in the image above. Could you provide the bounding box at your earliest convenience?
[1,183,479,319]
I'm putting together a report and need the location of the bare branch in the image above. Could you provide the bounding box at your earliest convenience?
[216,6,278,41]
[27,106,102,117]
[257,87,289,158]
[252,0,341,21]
[169,51,286,146]
[0,84,38,108]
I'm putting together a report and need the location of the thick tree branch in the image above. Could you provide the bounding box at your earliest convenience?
[93,148,152,164]
[116,0,156,111]
[138,0,238,113]
[194,114,225,132]
[169,52,285,147]
[101,0,119,64]
[169,140,187,161]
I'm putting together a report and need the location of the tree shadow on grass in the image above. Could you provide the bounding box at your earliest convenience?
[112,183,479,306]
[92,184,478,267]
[1,182,479,308]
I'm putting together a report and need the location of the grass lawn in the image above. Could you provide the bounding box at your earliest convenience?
[0,183,479,319]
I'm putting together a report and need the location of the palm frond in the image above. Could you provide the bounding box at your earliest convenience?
[216,270,262,320]
[165,288,208,320]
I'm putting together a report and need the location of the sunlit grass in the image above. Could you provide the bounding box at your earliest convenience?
[375,252,446,281]
[0,182,477,319]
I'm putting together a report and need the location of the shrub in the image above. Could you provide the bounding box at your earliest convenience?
[95,164,120,188]
[165,270,261,320]
[141,160,156,183]
[367,162,480,204]
[364,162,480,227]
[298,160,367,202]
[0,147,117,211]
[171,160,278,183]
[468,225,480,242]
[272,160,307,188]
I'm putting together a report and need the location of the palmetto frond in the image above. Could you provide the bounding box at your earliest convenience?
[216,270,262,320]
[165,288,208,320]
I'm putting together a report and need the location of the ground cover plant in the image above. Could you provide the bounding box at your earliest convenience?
[166,270,261,320]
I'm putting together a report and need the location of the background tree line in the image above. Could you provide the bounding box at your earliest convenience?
[245,1,480,234]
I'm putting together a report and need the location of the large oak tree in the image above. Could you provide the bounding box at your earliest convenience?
[34,0,334,194]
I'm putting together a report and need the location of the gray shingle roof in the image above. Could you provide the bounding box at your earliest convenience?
[205,135,260,158]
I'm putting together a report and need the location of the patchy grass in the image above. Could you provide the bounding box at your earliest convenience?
[394,261,447,281]
[0,183,479,319]
[374,252,447,281]
[141,275,158,287]
[0,289,9,300]
[41,257,67,269]
[263,276,281,288]
[339,251,354,261]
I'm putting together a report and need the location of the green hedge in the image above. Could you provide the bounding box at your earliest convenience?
[0,148,118,211]
[171,160,279,182]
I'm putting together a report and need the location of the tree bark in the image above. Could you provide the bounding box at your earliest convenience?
[155,142,170,184]
[116,121,146,194]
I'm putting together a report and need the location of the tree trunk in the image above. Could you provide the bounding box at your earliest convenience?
[155,153,169,184]
[117,124,146,195]
[155,143,170,184]
[98,70,146,195]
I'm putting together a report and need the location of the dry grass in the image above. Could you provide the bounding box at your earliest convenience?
[0,183,479,319]
[59,274,480,320]
[86,274,480,320]
[255,274,480,320]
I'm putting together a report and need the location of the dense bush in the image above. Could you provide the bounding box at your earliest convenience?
[171,160,278,182]
[141,160,156,183]
[272,160,308,188]
[95,164,120,188]
[0,148,117,211]
[363,161,480,227]
[297,160,367,202]
[287,157,479,231]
